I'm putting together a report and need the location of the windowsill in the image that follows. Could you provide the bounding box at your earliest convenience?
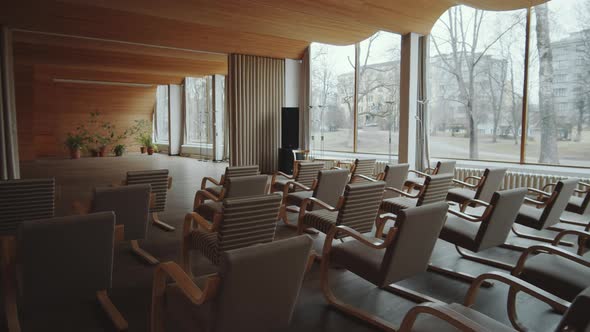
[310,150,590,178]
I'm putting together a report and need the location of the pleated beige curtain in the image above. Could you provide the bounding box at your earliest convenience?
[299,48,311,150]
[1,26,20,180]
[228,54,284,173]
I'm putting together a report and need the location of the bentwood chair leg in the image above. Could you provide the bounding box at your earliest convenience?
[320,252,398,332]
[500,243,528,251]
[96,290,128,331]
[282,206,318,235]
[130,240,159,265]
[152,213,175,232]
[427,264,494,288]
[455,246,514,270]
[510,227,574,247]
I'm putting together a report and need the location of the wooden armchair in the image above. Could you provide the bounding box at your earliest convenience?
[398,272,579,332]
[541,181,590,231]
[320,203,449,331]
[296,180,385,237]
[504,178,578,250]
[151,235,312,332]
[280,168,349,229]
[200,165,259,198]
[379,164,410,199]
[405,160,456,191]
[4,212,127,332]
[510,229,590,324]
[431,188,527,285]
[447,167,506,208]
[376,173,453,237]
[271,161,324,193]
[349,158,377,183]
[124,169,174,231]
[182,193,282,277]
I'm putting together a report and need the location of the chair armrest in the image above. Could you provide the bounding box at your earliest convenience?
[193,190,222,210]
[527,187,552,197]
[151,262,220,332]
[513,244,590,284]
[286,181,312,192]
[409,169,429,178]
[272,171,293,184]
[167,176,173,190]
[553,229,590,246]
[72,200,91,215]
[385,186,420,199]
[200,177,221,190]
[448,209,484,223]
[184,212,216,233]
[351,174,377,183]
[464,271,570,316]
[300,197,338,212]
[524,197,547,206]
[541,182,557,192]
[399,302,494,332]
[452,178,478,189]
[332,225,394,250]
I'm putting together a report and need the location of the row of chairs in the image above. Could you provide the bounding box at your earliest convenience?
[194,160,590,331]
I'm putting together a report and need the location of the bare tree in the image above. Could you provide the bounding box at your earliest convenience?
[534,4,560,164]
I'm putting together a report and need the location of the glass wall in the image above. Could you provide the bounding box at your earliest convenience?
[310,43,355,153]
[185,77,213,146]
[526,0,590,167]
[154,85,169,143]
[428,6,526,162]
[357,32,402,154]
[310,31,401,155]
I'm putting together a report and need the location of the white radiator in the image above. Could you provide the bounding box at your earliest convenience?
[455,167,589,195]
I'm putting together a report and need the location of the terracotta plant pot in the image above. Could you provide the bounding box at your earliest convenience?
[115,150,123,157]
[98,146,107,157]
[147,147,154,155]
[69,148,81,159]
[91,149,99,157]
[140,146,146,154]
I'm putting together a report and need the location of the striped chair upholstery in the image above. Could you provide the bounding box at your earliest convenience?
[190,193,282,264]
[381,174,453,216]
[0,178,55,235]
[206,165,260,197]
[302,181,385,238]
[273,162,324,192]
[406,161,456,188]
[127,170,169,213]
[350,159,376,182]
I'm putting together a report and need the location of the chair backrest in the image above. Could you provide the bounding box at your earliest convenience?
[0,178,55,235]
[313,169,349,208]
[578,185,590,214]
[294,162,324,188]
[224,175,268,198]
[474,168,507,202]
[475,188,527,251]
[382,164,410,199]
[540,178,578,228]
[92,184,151,241]
[336,181,385,235]
[417,174,454,206]
[380,202,448,286]
[217,193,282,253]
[351,159,376,178]
[224,165,259,179]
[18,212,115,306]
[126,169,169,213]
[213,236,313,332]
[555,286,590,332]
[434,161,456,175]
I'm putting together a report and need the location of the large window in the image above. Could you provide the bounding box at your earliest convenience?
[427,1,590,168]
[429,6,526,162]
[154,85,169,143]
[185,77,212,146]
[526,0,590,167]
[310,31,401,155]
[357,32,401,154]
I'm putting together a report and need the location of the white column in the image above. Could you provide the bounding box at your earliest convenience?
[213,75,225,161]
[398,33,421,169]
[168,84,183,155]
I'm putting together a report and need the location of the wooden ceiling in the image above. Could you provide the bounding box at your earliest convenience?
[2,0,547,60]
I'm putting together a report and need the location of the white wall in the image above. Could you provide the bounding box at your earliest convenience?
[284,58,301,107]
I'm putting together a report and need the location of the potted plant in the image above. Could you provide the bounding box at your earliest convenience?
[129,119,151,153]
[113,144,125,157]
[64,132,85,159]
[145,137,157,155]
